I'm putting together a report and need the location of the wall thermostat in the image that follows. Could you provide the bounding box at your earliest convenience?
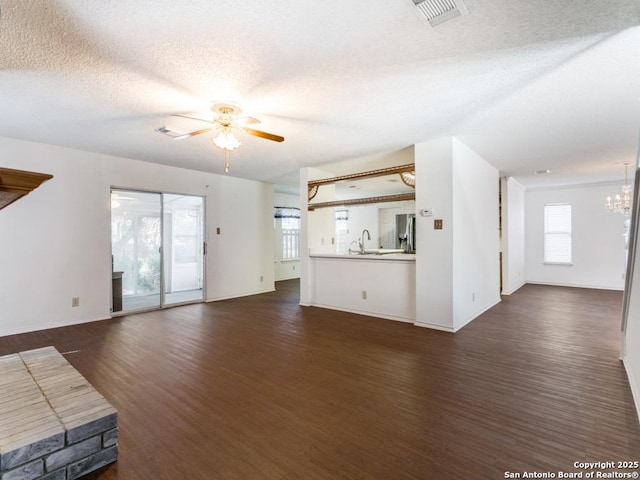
[420,208,433,217]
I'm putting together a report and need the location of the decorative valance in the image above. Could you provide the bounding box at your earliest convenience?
[274,206,300,219]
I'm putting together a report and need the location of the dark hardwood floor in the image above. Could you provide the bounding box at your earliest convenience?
[1,281,638,479]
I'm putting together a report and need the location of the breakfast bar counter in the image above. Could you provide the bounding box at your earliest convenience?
[307,253,416,322]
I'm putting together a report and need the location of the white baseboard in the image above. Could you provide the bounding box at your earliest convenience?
[452,297,502,332]
[414,298,502,333]
[622,356,640,424]
[306,302,414,324]
[525,280,623,291]
[206,287,275,302]
[501,281,526,295]
[413,321,455,333]
[0,316,112,339]
[275,274,301,282]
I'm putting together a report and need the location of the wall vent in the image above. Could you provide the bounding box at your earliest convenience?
[412,0,468,27]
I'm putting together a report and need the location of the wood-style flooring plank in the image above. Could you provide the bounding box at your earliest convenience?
[0,281,638,479]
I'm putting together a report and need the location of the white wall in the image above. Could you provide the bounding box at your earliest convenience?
[209,175,275,299]
[300,167,336,305]
[624,282,640,422]
[501,177,526,295]
[622,171,640,421]
[415,137,500,332]
[451,139,501,330]
[274,192,301,281]
[415,138,454,330]
[304,168,337,255]
[525,183,627,290]
[0,136,274,337]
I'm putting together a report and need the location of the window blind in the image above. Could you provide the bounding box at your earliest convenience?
[544,204,572,264]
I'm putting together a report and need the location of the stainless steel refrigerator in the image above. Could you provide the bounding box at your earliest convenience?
[396,214,416,253]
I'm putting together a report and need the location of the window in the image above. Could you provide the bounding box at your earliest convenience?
[282,225,299,260]
[544,204,572,264]
[274,207,300,260]
[173,209,200,264]
[335,209,349,254]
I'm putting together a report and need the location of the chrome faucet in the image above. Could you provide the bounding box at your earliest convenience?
[360,229,371,254]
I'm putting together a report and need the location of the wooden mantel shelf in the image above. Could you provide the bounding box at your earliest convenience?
[0,167,53,210]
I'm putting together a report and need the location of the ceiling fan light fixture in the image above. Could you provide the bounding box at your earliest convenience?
[212,130,241,151]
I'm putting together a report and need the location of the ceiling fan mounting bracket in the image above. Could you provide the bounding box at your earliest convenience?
[210,102,243,116]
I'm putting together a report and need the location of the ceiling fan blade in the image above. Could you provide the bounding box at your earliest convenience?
[234,116,261,126]
[171,114,214,125]
[244,128,285,143]
[156,126,212,140]
[175,127,212,139]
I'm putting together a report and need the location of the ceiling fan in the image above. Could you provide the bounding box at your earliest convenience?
[156,102,284,172]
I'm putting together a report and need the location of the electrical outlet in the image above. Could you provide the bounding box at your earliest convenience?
[361,290,367,300]
[216,227,221,235]
[434,219,443,230]
[72,297,80,307]
[260,275,264,282]
[472,292,475,302]
[292,265,296,271]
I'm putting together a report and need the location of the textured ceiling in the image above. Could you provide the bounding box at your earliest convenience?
[0,0,639,189]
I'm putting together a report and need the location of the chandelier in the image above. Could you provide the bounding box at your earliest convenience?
[605,163,632,216]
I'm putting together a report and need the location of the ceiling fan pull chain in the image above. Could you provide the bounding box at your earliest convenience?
[224,149,231,173]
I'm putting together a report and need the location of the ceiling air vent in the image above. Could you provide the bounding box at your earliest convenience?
[412,0,468,27]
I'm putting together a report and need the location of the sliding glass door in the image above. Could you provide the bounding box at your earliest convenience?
[111,190,162,312]
[111,189,204,314]
[162,194,204,306]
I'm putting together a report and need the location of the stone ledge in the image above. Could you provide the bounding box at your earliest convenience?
[0,347,118,480]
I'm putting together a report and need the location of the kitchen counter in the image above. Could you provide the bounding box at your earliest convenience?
[309,252,416,261]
